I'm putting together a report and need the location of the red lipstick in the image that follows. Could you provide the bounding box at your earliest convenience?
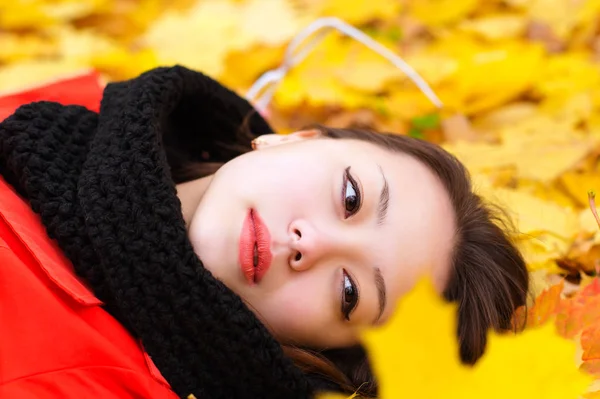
[239,209,272,284]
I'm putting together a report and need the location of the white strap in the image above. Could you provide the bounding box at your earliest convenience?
[246,17,443,113]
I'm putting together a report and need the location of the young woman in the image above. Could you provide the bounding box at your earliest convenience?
[0,65,529,399]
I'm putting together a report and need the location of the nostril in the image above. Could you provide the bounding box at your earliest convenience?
[294,252,302,261]
[294,228,302,238]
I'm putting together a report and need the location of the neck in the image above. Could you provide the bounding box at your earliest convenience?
[176,175,214,228]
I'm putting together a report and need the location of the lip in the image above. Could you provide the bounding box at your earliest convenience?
[239,209,273,285]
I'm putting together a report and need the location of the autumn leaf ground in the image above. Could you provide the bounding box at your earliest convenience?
[3,0,600,397]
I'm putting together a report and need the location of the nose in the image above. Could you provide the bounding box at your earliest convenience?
[288,219,346,271]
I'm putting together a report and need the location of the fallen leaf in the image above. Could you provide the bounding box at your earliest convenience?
[409,0,480,26]
[556,279,600,338]
[221,45,286,89]
[471,102,538,136]
[534,52,600,100]
[581,323,600,377]
[525,0,600,40]
[429,37,545,114]
[459,14,528,41]
[142,0,307,77]
[309,0,402,25]
[0,33,57,63]
[559,172,600,209]
[321,278,591,399]
[0,59,89,93]
[441,113,478,142]
[512,280,563,329]
[527,21,565,53]
[445,116,598,183]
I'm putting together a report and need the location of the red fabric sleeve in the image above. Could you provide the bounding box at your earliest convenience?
[0,70,104,122]
[0,367,175,399]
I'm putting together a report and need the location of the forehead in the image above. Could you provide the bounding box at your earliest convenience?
[335,137,457,316]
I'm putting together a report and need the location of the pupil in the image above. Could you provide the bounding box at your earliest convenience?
[346,196,357,210]
[345,286,354,297]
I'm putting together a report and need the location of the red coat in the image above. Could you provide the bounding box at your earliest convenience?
[0,76,180,398]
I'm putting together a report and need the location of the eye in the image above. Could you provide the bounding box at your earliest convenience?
[341,269,359,321]
[342,167,362,218]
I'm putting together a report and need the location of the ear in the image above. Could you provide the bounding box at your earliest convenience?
[251,129,322,150]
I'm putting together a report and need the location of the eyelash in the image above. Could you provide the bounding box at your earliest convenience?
[339,167,361,321]
[342,167,362,219]
[341,269,359,321]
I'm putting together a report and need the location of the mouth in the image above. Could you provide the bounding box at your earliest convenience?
[239,209,272,285]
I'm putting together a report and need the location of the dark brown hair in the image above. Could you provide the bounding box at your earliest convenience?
[171,125,529,398]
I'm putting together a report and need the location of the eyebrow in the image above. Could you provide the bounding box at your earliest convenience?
[374,266,387,323]
[376,164,389,226]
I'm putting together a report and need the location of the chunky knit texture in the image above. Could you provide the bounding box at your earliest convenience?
[0,66,334,398]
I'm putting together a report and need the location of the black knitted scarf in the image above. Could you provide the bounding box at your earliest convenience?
[0,66,335,398]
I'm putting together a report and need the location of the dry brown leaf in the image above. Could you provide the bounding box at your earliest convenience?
[441,113,478,142]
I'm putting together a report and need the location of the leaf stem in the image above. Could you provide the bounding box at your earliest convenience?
[589,191,600,231]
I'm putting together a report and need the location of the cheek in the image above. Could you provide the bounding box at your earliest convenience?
[271,300,315,331]
[251,278,342,347]
[262,287,325,338]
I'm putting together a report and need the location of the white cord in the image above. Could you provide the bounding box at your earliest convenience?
[246,17,443,113]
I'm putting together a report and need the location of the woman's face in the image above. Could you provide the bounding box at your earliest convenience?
[186,132,456,349]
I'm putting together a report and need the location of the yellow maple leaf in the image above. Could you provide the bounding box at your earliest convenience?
[384,89,440,121]
[451,41,545,114]
[444,115,598,183]
[478,185,580,240]
[515,236,565,273]
[409,0,480,26]
[0,59,89,94]
[0,0,58,29]
[581,209,600,235]
[534,53,600,100]
[460,174,578,272]
[275,36,389,109]
[142,0,307,77]
[320,279,591,399]
[402,53,459,86]
[335,44,409,93]
[310,0,402,25]
[458,14,528,41]
[411,34,545,115]
[91,47,159,82]
[220,45,285,89]
[471,102,538,135]
[525,0,600,40]
[54,26,121,62]
[25,26,160,82]
[515,179,579,209]
[0,0,108,29]
[0,32,57,64]
[560,172,600,209]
